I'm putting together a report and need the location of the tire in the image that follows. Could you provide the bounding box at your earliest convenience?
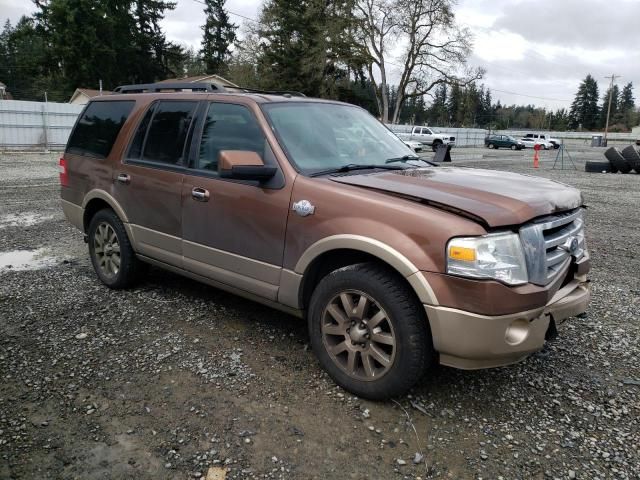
[604,147,632,173]
[584,160,612,173]
[511,144,517,151]
[621,145,640,173]
[431,140,442,152]
[88,208,147,289]
[487,143,494,149]
[308,262,432,400]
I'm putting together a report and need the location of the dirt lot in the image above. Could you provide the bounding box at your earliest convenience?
[1,148,639,480]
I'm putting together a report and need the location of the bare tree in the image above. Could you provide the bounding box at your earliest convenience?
[356,0,483,123]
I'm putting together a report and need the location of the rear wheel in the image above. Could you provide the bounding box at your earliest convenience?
[88,209,147,289]
[308,262,432,400]
[487,143,494,149]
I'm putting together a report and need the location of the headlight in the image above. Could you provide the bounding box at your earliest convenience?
[446,232,528,285]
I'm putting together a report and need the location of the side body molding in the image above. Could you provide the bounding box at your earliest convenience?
[278,234,439,309]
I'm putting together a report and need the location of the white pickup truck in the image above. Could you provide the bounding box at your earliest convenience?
[390,125,456,152]
[524,133,561,149]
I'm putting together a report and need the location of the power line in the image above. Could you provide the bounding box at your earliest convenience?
[190,0,260,24]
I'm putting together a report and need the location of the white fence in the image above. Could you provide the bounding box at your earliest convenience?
[0,100,83,151]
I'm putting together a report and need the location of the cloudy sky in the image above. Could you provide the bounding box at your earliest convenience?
[2,0,638,110]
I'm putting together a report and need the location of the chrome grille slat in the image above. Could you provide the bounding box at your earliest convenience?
[544,219,583,249]
[520,208,586,286]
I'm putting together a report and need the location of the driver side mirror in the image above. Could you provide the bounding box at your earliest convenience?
[218,150,277,181]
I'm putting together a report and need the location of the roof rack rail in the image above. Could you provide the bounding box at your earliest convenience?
[113,81,306,98]
[226,86,306,97]
[113,82,227,94]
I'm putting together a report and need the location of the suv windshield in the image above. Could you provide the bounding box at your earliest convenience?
[262,102,418,175]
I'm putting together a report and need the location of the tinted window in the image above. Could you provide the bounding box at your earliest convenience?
[66,101,134,158]
[413,127,421,134]
[142,101,197,165]
[197,103,266,172]
[128,104,156,159]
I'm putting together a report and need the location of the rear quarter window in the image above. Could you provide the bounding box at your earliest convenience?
[66,100,135,158]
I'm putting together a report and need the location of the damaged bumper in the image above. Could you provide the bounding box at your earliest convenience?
[425,275,591,370]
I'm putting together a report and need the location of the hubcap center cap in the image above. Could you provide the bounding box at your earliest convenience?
[349,323,368,344]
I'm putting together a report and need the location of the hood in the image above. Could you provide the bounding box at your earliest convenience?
[330,167,583,227]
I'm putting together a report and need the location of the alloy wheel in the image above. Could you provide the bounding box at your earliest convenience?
[93,222,121,278]
[321,290,396,381]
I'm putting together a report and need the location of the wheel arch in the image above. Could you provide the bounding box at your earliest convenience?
[287,235,439,310]
[82,190,129,233]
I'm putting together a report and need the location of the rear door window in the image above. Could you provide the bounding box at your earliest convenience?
[66,100,135,158]
[141,101,197,166]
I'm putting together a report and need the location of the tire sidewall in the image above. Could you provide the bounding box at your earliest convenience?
[308,265,430,399]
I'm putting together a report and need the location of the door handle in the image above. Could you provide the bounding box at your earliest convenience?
[116,173,130,184]
[191,187,210,202]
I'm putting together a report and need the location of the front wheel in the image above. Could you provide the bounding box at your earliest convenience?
[511,144,517,150]
[308,263,432,400]
[431,141,442,152]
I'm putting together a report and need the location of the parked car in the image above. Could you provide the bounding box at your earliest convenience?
[400,138,423,153]
[60,83,591,400]
[392,125,456,152]
[520,137,554,150]
[524,133,561,149]
[485,134,525,150]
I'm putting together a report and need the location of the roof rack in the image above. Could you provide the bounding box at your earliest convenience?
[113,82,226,93]
[113,81,306,98]
[225,86,306,98]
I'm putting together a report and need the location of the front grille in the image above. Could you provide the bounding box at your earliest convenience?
[519,208,586,286]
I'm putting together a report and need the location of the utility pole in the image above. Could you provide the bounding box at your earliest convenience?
[603,74,620,145]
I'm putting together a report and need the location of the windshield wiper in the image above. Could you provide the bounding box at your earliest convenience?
[385,155,439,167]
[385,155,420,164]
[309,163,406,177]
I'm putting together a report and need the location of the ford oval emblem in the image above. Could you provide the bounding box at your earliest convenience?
[562,236,579,254]
[292,200,315,217]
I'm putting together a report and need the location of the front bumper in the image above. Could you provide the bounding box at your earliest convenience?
[425,275,590,369]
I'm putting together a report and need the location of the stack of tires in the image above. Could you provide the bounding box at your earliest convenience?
[585,146,640,173]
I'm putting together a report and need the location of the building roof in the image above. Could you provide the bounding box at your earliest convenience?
[158,74,238,87]
[69,88,113,103]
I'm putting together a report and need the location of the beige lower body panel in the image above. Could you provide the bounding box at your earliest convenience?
[426,279,591,370]
[61,199,84,232]
[139,255,302,318]
[129,225,182,267]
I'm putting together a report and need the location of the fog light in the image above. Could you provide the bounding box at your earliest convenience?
[505,319,529,345]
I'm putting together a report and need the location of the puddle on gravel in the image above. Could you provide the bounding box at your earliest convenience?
[0,249,58,272]
[0,213,55,229]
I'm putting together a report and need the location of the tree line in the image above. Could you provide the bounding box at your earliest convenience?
[0,0,637,131]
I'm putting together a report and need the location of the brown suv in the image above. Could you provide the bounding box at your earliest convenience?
[60,82,591,399]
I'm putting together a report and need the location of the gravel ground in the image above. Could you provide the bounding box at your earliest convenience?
[1,149,638,480]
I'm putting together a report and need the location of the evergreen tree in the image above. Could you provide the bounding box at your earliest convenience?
[447,84,462,126]
[256,0,361,97]
[427,84,447,126]
[569,74,599,130]
[132,0,184,82]
[620,82,635,111]
[619,82,637,129]
[199,0,237,74]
